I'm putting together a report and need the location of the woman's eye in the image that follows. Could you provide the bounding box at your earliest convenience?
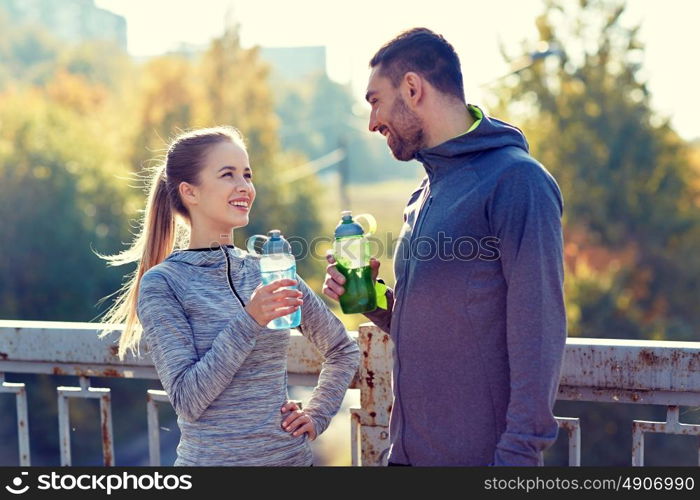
[245,174,253,179]
[222,172,232,177]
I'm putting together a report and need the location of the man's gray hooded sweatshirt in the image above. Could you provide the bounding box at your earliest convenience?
[137,245,360,466]
[365,106,567,466]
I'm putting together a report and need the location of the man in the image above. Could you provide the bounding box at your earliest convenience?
[323,28,567,466]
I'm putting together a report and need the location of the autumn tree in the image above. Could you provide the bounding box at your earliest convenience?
[494,0,700,341]
[490,0,700,466]
[0,90,134,321]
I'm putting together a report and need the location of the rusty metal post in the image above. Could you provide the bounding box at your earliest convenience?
[57,387,71,466]
[15,382,30,466]
[632,427,644,466]
[632,406,700,466]
[57,377,115,466]
[99,392,115,466]
[556,417,581,466]
[350,409,360,466]
[0,373,31,465]
[351,323,393,466]
[147,389,169,466]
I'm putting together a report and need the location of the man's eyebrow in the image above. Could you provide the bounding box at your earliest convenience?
[218,166,252,172]
[365,90,377,102]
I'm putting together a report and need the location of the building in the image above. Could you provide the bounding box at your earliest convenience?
[260,46,327,81]
[0,0,126,50]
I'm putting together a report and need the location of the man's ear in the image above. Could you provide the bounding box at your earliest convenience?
[179,181,199,207]
[402,72,423,105]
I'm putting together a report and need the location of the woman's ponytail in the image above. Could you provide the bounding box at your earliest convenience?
[97,165,180,359]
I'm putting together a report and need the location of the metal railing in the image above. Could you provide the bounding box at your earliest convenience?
[1,320,699,466]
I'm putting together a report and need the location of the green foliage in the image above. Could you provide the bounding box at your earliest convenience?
[0,90,134,321]
[0,10,60,87]
[494,0,700,342]
[273,72,422,184]
[491,0,700,467]
[197,26,324,276]
[0,19,332,313]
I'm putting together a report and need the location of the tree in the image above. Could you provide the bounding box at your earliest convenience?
[492,0,700,466]
[0,10,60,87]
[494,0,700,341]
[197,26,323,276]
[0,89,135,321]
[274,72,422,184]
[129,54,208,171]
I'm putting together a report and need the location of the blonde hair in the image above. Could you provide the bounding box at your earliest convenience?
[98,126,245,359]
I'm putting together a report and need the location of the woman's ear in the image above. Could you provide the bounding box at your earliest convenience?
[179,181,199,207]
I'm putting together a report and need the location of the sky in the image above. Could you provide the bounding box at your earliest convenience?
[95,0,700,140]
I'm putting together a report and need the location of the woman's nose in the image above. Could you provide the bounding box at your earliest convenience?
[233,177,250,193]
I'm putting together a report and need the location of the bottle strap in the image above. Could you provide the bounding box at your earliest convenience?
[375,281,388,310]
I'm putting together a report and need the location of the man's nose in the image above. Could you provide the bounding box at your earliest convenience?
[368,111,379,133]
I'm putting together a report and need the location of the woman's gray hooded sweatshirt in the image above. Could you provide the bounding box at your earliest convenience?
[136,244,360,466]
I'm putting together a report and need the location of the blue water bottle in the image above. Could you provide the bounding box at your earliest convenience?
[247,230,301,329]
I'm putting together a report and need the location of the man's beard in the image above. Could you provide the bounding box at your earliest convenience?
[386,97,425,161]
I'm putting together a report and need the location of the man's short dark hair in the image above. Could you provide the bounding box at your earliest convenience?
[370,27,465,103]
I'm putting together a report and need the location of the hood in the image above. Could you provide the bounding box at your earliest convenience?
[164,244,250,269]
[415,105,529,180]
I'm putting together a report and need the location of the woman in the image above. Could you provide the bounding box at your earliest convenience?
[99,126,359,466]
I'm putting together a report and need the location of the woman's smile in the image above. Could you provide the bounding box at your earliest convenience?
[229,197,251,212]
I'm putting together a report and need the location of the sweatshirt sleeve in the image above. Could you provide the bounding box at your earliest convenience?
[296,276,360,436]
[362,283,394,333]
[488,161,567,466]
[137,270,266,423]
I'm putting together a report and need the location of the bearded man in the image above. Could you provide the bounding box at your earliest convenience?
[324,28,568,466]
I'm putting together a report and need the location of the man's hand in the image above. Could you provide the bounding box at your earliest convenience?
[323,253,380,301]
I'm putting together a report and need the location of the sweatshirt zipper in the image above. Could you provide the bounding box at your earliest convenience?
[394,182,433,464]
[220,247,245,306]
[411,192,433,246]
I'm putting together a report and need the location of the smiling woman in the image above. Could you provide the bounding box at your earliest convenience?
[96,126,359,466]
[176,139,256,249]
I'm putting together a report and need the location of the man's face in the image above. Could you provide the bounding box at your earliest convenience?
[366,66,425,161]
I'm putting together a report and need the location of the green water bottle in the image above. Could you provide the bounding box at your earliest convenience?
[333,211,377,314]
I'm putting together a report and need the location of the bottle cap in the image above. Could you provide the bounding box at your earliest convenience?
[334,212,365,238]
[261,230,292,254]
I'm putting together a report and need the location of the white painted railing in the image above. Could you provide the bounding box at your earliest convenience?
[1,320,699,466]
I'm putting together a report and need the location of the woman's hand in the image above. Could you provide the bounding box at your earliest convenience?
[245,279,303,327]
[280,400,317,440]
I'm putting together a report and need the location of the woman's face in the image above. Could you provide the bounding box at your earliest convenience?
[181,140,256,231]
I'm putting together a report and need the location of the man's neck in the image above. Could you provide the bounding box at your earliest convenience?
[423,101,473,148]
